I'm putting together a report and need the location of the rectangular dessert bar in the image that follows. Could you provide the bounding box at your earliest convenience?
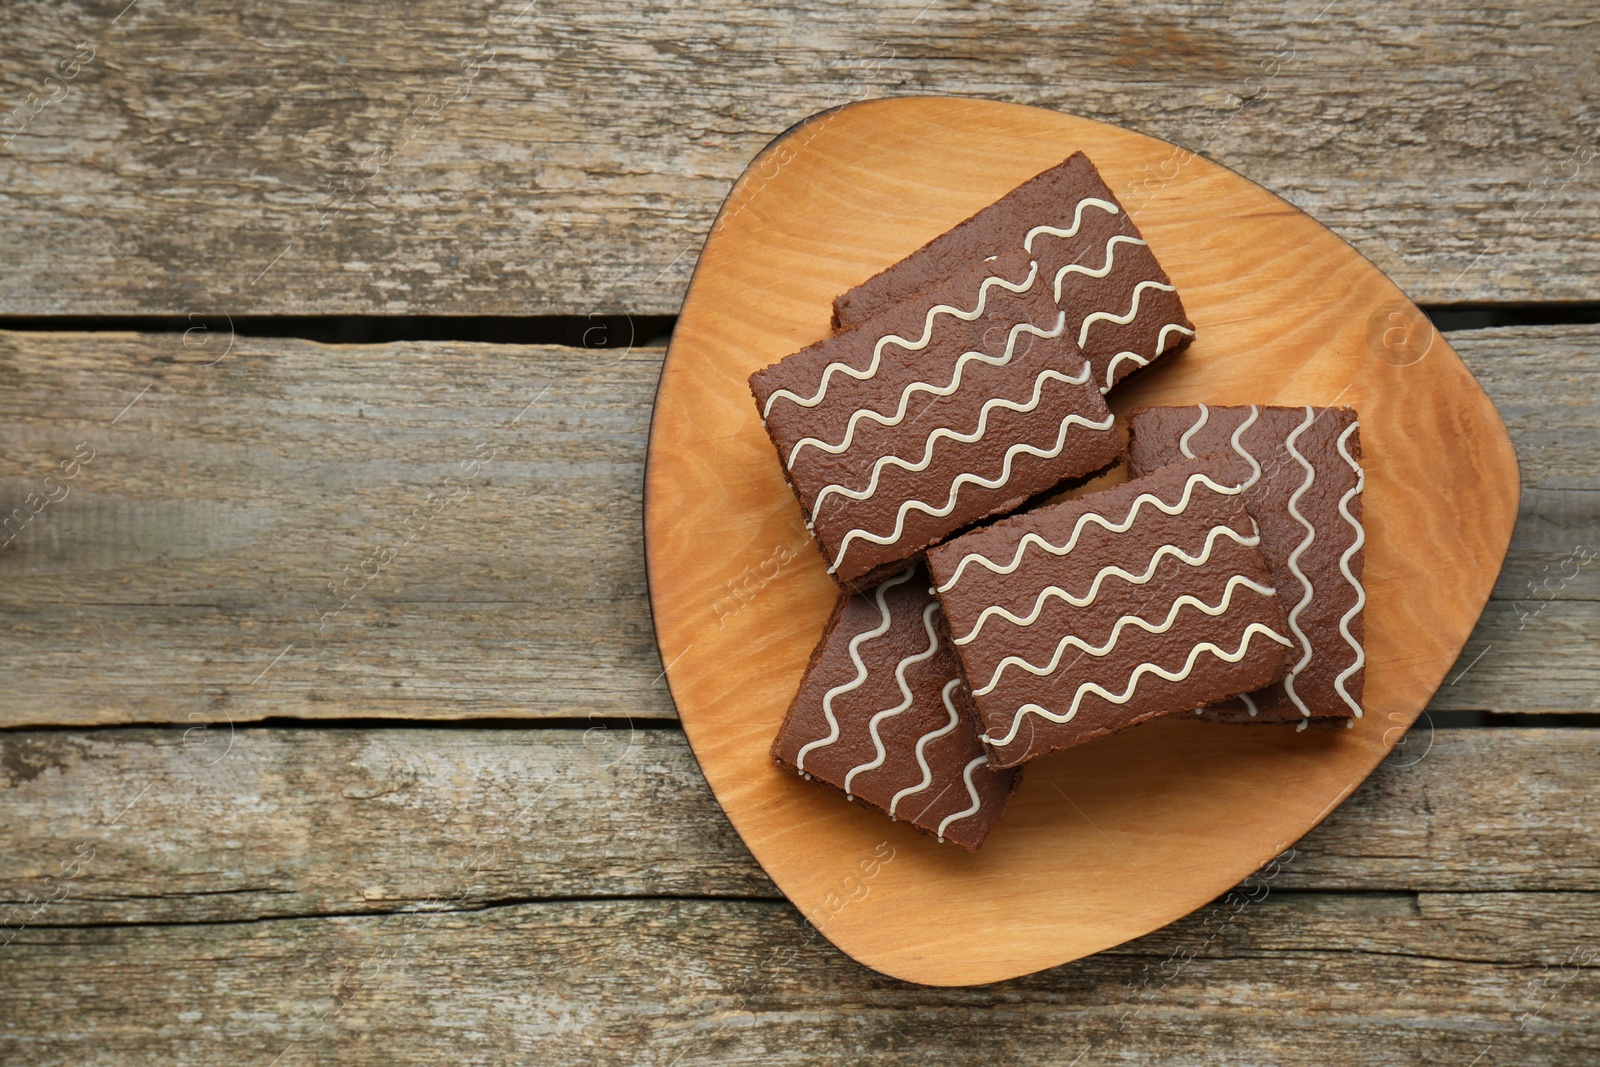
[770,564,1021,851]
[1128,404,1366,727]
[832,152,1194,394]
[750,248,1122,592]
[926,455,1293,768]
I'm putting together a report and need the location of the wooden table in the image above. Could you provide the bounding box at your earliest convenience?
[2,2,1596,1062]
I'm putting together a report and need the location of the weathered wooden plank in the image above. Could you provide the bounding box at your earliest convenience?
[1,0,1597,316]
[1,893,1595,1065]
[1435,324,1600,711]
[1491,488,1600,602]
[1460,326,1600,496]
[0,325,1594,725]
[0,330,671,725]
[1430,599,1600,712]
[0,728,1592,929]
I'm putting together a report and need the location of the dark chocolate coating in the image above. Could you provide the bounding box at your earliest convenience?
[831,152,1194,394]
[750,249,1122,591]
[770,564,1021,851]
[1128,405,1365,723]
[926,455,1292,768]
[1187,706,1355,730]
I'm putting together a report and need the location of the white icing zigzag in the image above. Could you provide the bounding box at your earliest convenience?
[888,678,962,819]
[809,351,1088,522]
[972,574,1280,697]
[1051,235,1147,299]
[828,406,1116,575]
[762,261,1044,418]
[1100,322,1194,394]
[935,471,1244,593]
[787,221,1143,470]
[1177,404,1211,458]
[1022,198,1121,254]
[842,601,942,797]
[795,566,916,771]
[1077,280,1176,347]
[984,623,1293,749]
[775,199,1128,460]
[786,314,1069,469]
[1036,206,1187,394]
[1160,323,1196,350]
[1333,421,1367,718]
[1280,407,1319,718]
[1177,404,1263,491]
[954,524,1264,646]
[1230,406,1263,490]
[936,756,989,843]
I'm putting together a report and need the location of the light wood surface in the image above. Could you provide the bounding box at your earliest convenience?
[644,97,1520,984]
[2,0,1598,316]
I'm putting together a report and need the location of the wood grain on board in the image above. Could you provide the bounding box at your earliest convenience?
[2,894,1595,1066]
[0,332,669,725]
[0,0,1597,315]
[0,728,1592,927]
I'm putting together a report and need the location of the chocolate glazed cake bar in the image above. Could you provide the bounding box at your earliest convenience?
[771,564,1021,851]
[831,152,1195,394]
[750,248,1122,592]
[926,455,1293,769]
[1128,405,1366,729]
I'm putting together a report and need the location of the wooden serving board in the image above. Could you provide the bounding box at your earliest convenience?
[643,97,1519,986]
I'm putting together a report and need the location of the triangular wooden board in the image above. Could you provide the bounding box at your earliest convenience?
[643,97,1519,986]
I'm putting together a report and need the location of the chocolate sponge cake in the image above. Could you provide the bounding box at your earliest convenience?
[1128,404,1366,728]
[771,564,1021,851]
[832,152,1194,394]
[751,249,1122,591]
[927,455,1292,768]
